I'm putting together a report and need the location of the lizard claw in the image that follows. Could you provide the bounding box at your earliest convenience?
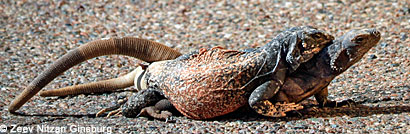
[294,110,303,117]
[338,99,356,107]
[165,115,176,123]
[136,106,174,121]
[276,102,304,112]
[107,109,122,117]
[310,107,320,112]
[136,107,149,117]
[96,108,108,117]
[96,106,121,117]
[96,98,127,117]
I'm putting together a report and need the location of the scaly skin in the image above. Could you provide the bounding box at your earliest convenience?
[124,26,334,119]
[273,28,381,107]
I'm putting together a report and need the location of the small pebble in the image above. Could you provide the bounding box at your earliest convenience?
[400,33,407,41]
[379,42,389,47]
[368,54,377,60]
[391,63,400,67]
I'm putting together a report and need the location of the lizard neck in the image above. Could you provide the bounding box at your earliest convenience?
[260,40,282,56]
[299,39,348,80]
[322,38,352,76]
[258,39,286,71]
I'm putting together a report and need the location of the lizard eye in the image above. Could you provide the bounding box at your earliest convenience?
[311,34,321,39]
[354,37,364,43]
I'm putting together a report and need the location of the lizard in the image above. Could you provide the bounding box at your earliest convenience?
[8,26,334,120]
[122,28,381,120]
[272,28,381,109]
[129,26,335,119]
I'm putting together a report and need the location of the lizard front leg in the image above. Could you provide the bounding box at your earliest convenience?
[314,87,356,108]
[249,80,303,117]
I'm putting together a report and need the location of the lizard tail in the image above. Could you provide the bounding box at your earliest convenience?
[38,68,139,97]
[38,65,148,97]
[9,37,182,113]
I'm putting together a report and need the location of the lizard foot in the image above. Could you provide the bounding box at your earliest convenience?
[275,102,304,113]
[137,106,174,122]
[252,100,284,117]
[96,98,127,117]
[287,107,319,117]
[107,109,122,117]
[252,100,304,117]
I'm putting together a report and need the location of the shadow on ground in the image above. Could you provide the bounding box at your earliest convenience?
[8,99,410,124]
[217,100,410,122]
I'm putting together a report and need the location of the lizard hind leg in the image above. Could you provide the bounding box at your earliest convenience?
[96,89,166,118]
[120,89,170,119]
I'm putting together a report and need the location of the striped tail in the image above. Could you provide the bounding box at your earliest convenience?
[9,37,182,113]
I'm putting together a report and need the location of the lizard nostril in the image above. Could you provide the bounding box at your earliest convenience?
[373,31,380,36]
[368,29,380,37]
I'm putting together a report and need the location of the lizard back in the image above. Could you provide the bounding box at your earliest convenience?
[146,47,268,119]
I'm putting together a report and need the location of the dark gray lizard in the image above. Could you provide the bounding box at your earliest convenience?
[9,26,334,120]
[273,28,381,109]
[124,28,381,120]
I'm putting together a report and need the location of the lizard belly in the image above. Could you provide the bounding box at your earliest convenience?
[146,47,265,119]
[168,86,248,119]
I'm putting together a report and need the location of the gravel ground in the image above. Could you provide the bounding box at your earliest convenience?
[1,0,409,133]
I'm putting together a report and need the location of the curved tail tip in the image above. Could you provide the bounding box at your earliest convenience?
[8,99,23,113]
[8,105,18,113]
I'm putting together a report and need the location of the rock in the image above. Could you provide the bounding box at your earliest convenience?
[391,63,400,67]
[400,33,407,41]
[368,54,377,60]
[380,42,389,47]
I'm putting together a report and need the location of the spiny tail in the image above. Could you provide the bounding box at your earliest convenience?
[9,37,182,113]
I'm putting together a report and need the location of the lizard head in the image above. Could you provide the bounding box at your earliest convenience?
[329,28,381,73]
[285,26,334,72]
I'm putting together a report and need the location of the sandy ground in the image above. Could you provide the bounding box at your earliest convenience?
[0,0,409,133]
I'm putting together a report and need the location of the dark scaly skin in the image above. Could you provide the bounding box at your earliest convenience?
[121,89,166,118]
[122,92,178,121]
[272,28,381,108]
[123,26,334,119]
